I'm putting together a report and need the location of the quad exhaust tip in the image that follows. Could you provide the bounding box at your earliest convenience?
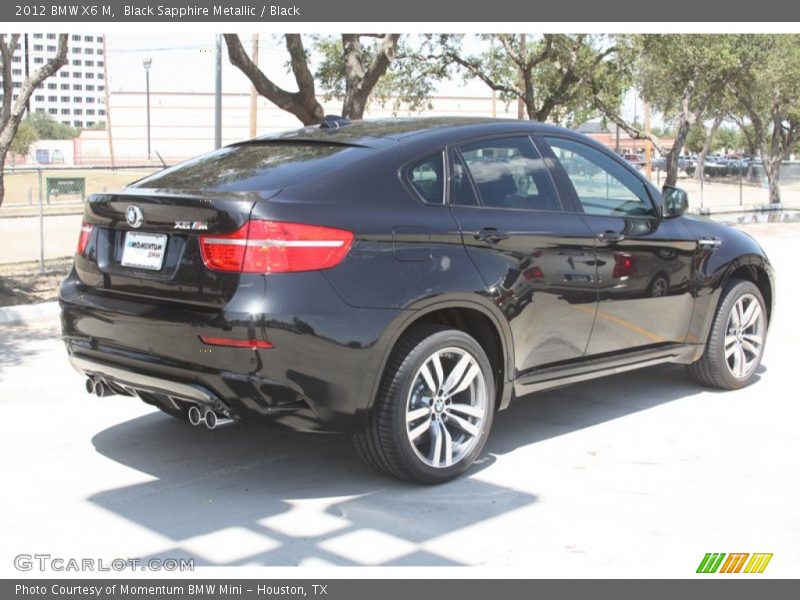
[187,405,234,429]
[85,378,111,397]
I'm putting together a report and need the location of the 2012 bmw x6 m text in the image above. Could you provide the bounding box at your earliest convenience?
[61,117,775,484]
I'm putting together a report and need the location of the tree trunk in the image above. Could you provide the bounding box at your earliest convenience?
[763,158,782,204]
[664,121,692,188]
[695,114,724,181]
[0,150,6,208]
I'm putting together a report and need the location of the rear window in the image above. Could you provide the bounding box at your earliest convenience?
[131,143,367,192]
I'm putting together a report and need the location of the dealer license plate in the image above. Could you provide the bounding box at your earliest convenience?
[121,232,168,271]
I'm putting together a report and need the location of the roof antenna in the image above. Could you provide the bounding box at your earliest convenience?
[155,150,167,169]
[320,115,351,130]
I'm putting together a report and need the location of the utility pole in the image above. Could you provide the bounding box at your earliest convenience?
[517,34,526,120]
[214,34,222,150]
[644,100,652,180]
[103,35,115,167]
[143,58,152,160]
[249,34,259,138]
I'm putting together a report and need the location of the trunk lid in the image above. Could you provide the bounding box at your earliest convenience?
[75,189,279,308]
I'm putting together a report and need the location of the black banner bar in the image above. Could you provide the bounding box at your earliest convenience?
[3,0,800,22]
[4,580,800,600]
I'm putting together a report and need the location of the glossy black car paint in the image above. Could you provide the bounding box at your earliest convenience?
[60,118,775,433]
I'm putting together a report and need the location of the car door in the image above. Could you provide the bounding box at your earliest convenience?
[539,135,697,355]
[446,135,598,377]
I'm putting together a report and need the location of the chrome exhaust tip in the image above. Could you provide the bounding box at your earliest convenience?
[204,410,234,430]
[85,378,95,394]
[187,405,203,426]
[94,380,109,397]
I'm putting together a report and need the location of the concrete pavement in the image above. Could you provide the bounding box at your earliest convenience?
[0,224,798,576]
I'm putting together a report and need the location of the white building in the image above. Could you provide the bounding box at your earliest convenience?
[0,33,107,129]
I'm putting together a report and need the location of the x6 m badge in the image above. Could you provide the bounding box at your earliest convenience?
[174,221,209,231]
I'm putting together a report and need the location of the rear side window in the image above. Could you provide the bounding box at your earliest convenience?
[131,143,366,192]
[457,136,561,211]
[407,153,445,204]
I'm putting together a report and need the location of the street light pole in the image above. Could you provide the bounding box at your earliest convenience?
[214,34,222,149]
[143,58,152,161]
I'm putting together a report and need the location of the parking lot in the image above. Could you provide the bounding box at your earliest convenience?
[1,222,798,577]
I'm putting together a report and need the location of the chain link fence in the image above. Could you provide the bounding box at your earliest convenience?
[0,166,161,276]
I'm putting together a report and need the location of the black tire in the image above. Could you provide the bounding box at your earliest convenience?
[352,324,496,484]
[647,272,670,297]
[687,278,767,390]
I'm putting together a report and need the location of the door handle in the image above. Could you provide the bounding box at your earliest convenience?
[698,236,722,249]
[475,228,510,244]
[597,231,625,243]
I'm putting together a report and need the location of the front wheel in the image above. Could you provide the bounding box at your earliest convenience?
[687,279,767,390]
[352,325,495,484]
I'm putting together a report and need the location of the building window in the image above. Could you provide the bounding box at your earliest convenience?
[61,108,70,115]
[34,95,44,101]
[84,36,94,42]
[60,71,69,77]
[35,108,45,114]
[97,61,104,68]
[46,33,56,40]
[86,109,95,115]
[47,45,56,52]
[73,84,82,90]
[33,44,43,51]
[33,34,43,39]
[97,36,104,43]
[72,60,81,66]
[85,60,94,67]
[74,109,83,115]
[48,108,57,115]
[73,120,83,127]
[11,69,22,76]
[12,82,20,88]
[73,72,82,78]
[98,85,105,92]
[12,56,21,63]
[86,97,95,103]
[86,121,95,127]
[98,109,106,116]
[61,96,69,102]
[85,84,94,91]
[85,48,94,55]
[97,49,103,55]
[60,83,69,90]
[48,95,57,102]
[73,97,82,103]
[47,83,56,89]
[71,47,81,54]
[97,73,104,80]
[34,57,44,64]
[85,73,93,79]
[71,35,80,42]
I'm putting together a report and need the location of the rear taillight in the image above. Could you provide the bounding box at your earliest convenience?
[613,254,636,278]
[77,221,93,255]
[200,220,354,273]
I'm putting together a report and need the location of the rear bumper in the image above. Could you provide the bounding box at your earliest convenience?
[60,268,404,432]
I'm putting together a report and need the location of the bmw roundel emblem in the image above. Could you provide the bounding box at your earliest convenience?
[126,205,144,229]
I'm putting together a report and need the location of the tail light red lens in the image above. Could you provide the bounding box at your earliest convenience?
[77,222,94,255]
[200,220,354,274]
[613,254,636,278]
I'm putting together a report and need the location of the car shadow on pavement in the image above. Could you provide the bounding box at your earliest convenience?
[88,361,751,567]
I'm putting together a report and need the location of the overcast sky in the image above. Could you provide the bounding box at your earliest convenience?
[105,33,640,122]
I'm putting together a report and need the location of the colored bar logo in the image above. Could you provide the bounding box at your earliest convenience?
[696,553,773,573]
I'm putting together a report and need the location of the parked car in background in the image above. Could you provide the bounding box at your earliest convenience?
[61,117,775,483]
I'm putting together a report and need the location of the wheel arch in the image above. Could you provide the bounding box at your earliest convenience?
[363,297,515,422]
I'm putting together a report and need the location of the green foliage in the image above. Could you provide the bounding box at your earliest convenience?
[25,112,78,140]
[10,120,38,157]
[313,35,440,114]
[715,126,740,153]
[433,34,632,126]
[684,124,707,154]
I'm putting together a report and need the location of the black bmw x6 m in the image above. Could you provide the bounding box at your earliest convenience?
[61,117,774,483]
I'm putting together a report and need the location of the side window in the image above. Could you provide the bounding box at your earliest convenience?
[544,137,655,218]
[457,137,561,211]
[450,152,480,206]
[408,153,445,204]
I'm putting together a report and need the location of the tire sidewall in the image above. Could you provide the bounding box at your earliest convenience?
[390,330,495,484]
[708,280,767,389]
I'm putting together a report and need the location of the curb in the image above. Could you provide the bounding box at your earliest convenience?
[0,301,60,326]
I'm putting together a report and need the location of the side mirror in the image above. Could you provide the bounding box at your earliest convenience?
[661,186,688,218]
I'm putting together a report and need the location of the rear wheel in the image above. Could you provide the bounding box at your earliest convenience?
[352,324,495,484]
[687,279,767,389]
